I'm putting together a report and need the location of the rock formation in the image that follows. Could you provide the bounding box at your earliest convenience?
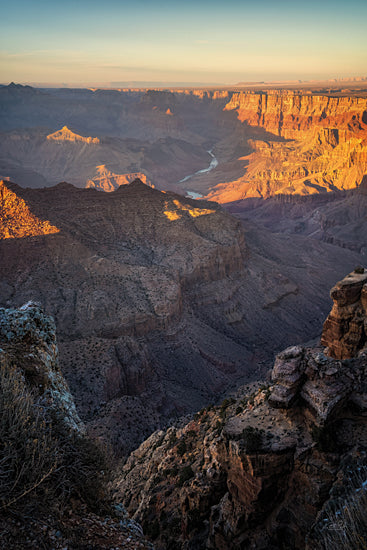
[115,271,367,549]
[321,268,367,359]
[0,180,59,238]
[0,301,83,432]
[85,165,151,192]
[223,91,367,139]
[47,125,100,144]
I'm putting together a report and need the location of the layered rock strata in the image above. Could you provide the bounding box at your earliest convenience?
[223,91,367,139]
[321,269,367,359]
[206,91,367,202]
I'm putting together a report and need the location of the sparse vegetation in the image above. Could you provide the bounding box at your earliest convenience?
[0,356,110,515]
[177,465,194,487]
[309,467,367,550]
[242,426,263,452]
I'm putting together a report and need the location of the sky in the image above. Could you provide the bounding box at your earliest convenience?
[1,0,367,86]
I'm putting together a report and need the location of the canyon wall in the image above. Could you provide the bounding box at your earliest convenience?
[224,90,367,139]
[206,91,367,202]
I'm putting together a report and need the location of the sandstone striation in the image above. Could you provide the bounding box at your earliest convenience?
[204,91,367,202]
[115,274,367,549]
[223,91,367,139]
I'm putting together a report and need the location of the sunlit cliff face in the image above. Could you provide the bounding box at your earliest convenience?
[163,199,215,221]
[0,181,59,239]
[205,91,367,203]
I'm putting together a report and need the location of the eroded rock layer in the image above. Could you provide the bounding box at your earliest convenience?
[206,91,367,202]
[321,269,367,359]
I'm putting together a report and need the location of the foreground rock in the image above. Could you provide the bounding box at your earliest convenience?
[0,303,152,549]
[115,271,367,549]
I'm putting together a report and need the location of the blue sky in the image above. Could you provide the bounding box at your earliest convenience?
[1,0,366,85]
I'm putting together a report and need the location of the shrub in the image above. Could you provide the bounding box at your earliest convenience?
[0,356,109,513]
[242,426,263,452]
[177,439,187,457]
[177,465,194,487]
[354,266,365,274]
[0,357,57,510]
[308,467,367,550]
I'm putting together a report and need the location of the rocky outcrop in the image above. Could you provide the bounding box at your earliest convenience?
[321,268,367,359]
[115,273,367,549]
[0,302,153,550]
[86,165,152,192]
[0,301,84,433]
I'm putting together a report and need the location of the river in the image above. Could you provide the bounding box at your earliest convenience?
[179,149,218,199]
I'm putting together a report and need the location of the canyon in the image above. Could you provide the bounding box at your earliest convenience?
[1,80,367,548]
[1,84,366,201]
[0,178,365,457]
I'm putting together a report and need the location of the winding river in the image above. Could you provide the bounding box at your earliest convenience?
[179,149,218,199]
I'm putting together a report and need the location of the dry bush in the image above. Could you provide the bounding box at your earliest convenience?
[0,356,57,510]
[0,355,110,514]
[308,467,367,550]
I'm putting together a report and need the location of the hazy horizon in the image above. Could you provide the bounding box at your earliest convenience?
[1,0,367,86]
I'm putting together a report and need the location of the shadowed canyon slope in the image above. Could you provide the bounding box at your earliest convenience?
[1,84,366,200]
[0,178,365,454]
[0,84,235,191]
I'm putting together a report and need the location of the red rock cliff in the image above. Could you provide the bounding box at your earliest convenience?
[206,91,367,202]
[224,91,367,139]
